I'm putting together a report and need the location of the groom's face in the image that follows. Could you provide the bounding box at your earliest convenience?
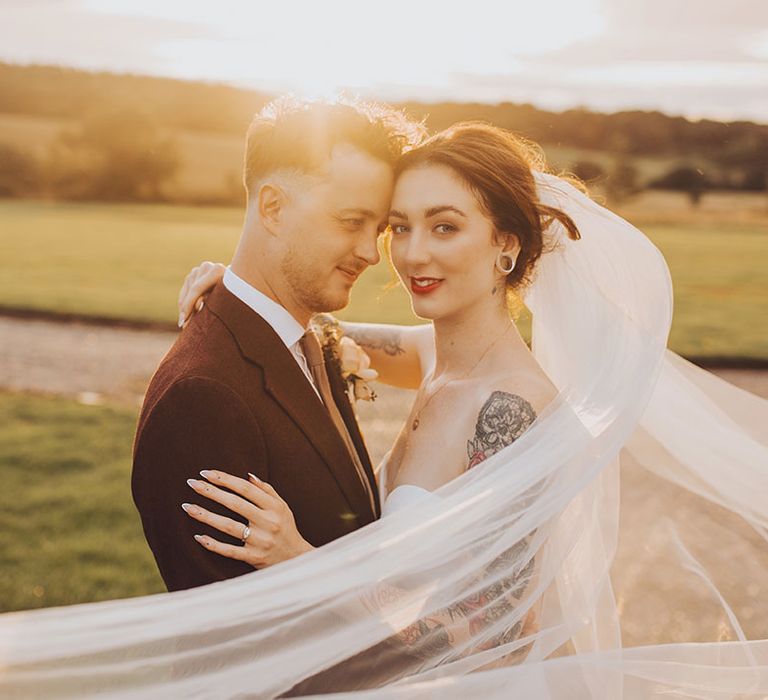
[278,143,394,314]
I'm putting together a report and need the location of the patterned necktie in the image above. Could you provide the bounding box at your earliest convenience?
[300,329,377,517]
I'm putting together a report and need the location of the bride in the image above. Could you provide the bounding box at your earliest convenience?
[2,122,766,699]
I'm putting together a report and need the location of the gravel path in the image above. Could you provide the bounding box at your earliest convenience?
[0,316,177,406]
[3,315,766,644]
[3,315,767,407]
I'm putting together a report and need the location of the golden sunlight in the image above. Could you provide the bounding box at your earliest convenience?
[83,0,606,97]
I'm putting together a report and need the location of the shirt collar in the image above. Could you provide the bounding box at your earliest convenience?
[222,267,306,349]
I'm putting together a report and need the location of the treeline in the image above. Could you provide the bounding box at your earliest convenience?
[402,102,768,163]
[0,62,766,204]
[3,62,767,156]
[0,109,184,201]
[0,63,268,135]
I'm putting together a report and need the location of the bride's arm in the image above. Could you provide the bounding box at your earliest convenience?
[338,321,432,390]
[363,389,545,662]
[361,542,539,664]
[177,262,434,390]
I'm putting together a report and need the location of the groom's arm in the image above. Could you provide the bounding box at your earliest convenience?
[132,376,268,592]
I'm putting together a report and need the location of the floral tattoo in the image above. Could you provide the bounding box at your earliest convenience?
[467,392,537,469]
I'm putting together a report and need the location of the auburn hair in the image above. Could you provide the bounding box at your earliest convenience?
[395,122,582,290]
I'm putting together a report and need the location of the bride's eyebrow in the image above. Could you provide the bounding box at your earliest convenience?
[388,205,468,220]
[425,205,467,218]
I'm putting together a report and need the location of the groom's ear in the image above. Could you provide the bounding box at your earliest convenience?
[257,183,288,235]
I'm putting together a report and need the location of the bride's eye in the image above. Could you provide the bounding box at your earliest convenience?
[390,224,409,235]
[435,223,457,234]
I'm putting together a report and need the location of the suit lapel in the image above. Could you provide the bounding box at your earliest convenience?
[326,358,381,519]
[206,284,375,522]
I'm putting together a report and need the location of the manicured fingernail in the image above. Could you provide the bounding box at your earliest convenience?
[193,534,205,543]
[178,313,185,328]
[186,478,198,488]
[181,503,192,513]
[248,472,261,483]
[200,470,213,479]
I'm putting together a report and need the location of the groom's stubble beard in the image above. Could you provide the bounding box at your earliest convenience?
[279,240,353,315]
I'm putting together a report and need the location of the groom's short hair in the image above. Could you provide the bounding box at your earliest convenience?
[243,97,422,195]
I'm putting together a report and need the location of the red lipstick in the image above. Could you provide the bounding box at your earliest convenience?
[410,277,444,295]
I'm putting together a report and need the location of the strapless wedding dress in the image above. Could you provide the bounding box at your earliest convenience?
[378,459,440,517]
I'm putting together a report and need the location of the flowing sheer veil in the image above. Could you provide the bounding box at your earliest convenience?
[1,173,766,698]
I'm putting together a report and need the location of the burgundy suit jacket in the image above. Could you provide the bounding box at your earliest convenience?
[132,282,380,592]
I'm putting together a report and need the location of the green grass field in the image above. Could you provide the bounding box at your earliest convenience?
[1,198,767,358]
[0,392,164,612]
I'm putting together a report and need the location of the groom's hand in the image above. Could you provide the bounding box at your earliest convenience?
[183,469,315,568]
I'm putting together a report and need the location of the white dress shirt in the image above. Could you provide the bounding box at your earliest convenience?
[222,267,322,400]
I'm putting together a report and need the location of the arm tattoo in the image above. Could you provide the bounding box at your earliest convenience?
[345,328,405,357]
[467,391,537,469]
[363,394,539,663]
[443,530,537,638]
[364,540,537,662]
[362,583,455,660]
[444,391,538,656]
[398,617,454,659]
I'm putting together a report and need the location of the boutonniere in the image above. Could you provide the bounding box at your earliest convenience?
[311,314,378,403]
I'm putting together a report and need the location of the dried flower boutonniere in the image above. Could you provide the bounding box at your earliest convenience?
[311,314,378,402]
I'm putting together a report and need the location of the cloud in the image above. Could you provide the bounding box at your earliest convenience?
[440,62,768,122]
[541,0,768,65]
[0,0,210,74]
[0,0,764,121]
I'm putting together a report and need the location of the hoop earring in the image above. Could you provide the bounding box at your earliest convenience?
[495,252,516,275]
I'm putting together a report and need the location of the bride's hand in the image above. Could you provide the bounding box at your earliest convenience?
[177,261,226,328]
[183,470,314,568]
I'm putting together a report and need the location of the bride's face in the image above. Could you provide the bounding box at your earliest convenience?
[388,163,510,321]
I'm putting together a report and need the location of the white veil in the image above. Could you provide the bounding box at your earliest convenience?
[1,172,766,698]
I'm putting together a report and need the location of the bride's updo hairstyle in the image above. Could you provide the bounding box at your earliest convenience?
[395,122,582,291]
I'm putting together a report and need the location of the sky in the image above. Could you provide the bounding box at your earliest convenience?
[2,0,767,122]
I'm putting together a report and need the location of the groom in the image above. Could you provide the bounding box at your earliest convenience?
[132,98,416,591]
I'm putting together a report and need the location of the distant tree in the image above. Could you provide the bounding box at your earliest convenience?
[48,108,179,201]
[571,160,605,183]
[0,144,41,197]
[741,166,767,192]
[605,158,639,204]
[649,165,709,206]
[711,135,768,193]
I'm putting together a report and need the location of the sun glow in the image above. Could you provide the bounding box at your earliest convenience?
[82,0,606,99]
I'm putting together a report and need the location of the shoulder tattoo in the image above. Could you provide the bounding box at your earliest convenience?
[467,391,537,469]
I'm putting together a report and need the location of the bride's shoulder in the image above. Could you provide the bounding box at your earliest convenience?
[472,368,557,421]
[463,376,547,469]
